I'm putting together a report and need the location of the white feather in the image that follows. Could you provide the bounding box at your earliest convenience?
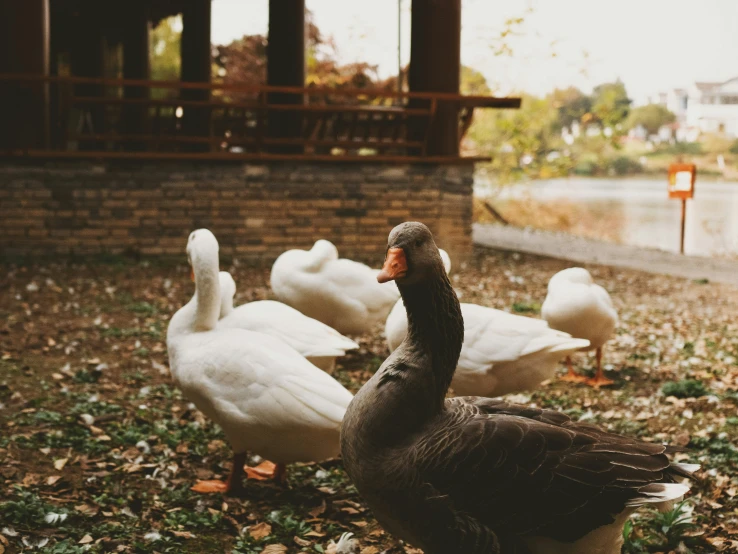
[541,268,618,351]
[217,272,358,370]
[385,299,590,397]
[271,240,400,335]
[168,230,353,464]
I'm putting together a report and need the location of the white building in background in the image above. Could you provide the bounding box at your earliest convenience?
[651,77,738,138]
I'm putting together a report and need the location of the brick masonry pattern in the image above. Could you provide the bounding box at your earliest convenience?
[0,161,474,264]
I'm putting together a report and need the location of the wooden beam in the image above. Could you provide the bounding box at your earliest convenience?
[180,0,212,147]
[409,0,461,156]
[122,1,151,146]
[267,0,305,153]
[0,0,50,149]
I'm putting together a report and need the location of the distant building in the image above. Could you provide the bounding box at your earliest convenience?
[651,78,738,138]
[686,78,738,135]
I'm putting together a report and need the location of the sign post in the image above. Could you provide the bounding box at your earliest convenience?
[667,163,697,255]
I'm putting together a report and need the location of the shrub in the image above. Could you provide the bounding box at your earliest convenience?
[608,155,642,176]
[730,139,738,154]
[661,379,708,398]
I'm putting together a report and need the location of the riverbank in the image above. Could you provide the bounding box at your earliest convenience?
[474,223,738,286]
[475,177,738,258]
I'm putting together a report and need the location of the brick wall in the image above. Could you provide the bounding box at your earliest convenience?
[0,161,474,263]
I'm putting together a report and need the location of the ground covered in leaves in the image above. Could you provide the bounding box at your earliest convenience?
[1,247,738,553]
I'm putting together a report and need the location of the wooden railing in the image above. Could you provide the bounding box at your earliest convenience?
[0,75,520,162]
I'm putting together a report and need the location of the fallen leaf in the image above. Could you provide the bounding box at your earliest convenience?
[351,521,368,528]
[53,458,68,471]
[46,475,61,486]
[308,500,326,518]
[260,545,287,554]
[361,548,380,554]
[249,522,272,540]
[75,504,99,517]
[172,531,196,539]
[245,460,277,481]
[294,536,311,547]
[78,535,93,544]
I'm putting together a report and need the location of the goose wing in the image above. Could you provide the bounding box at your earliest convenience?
[410,397,690,545]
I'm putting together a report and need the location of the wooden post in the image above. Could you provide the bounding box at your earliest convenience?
[0,0,50,150]
[180,0,212,150]
[408,0,461,156]
[680,198,686,255]
[122,0,151,148]
[266,0,305,153]
[70,8,105,151]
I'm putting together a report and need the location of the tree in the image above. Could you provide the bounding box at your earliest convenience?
[548,87,591,131]
[625,104,676,135]
[150,17,181,83]
[460,66,491,96]
[591,80,631,129]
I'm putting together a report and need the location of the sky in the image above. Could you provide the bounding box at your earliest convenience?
[210,0,738,103]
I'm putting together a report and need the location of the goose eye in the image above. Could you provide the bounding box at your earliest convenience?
[415,239,422,247]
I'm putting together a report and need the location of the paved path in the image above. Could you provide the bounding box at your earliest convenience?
[473,224,738,287]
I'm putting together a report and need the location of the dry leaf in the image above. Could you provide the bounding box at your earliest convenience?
[172,531,196,539]
[75,504,99,517]
[249,522,272,540]
[53,458,68,470]
[245,460,277,481]
[46,475,61,486]
[294,536,311,547]
[78,535,93,544]
[351,521,368,528]
[260,545,287,554]
[361,548,380,554]
[308,500,326,518]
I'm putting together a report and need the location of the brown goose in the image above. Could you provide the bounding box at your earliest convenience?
[340,222,698,554]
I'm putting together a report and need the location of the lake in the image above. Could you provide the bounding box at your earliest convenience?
[476,177,738,258]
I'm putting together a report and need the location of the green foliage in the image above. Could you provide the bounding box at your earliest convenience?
[0,486,71,528]
[626,104,676,135]
[608,155,642,176]
[511,301,541,314]
[730,139,738,154]
[591,80,631,129]
[624,502,700,552]
[661,379,708,398]
[150,17,182,85]
[460,66,492,96]
[548,87,592,130]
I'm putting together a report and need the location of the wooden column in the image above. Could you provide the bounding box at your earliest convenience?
[122,1,150,147]
[409,0,461,156]
[180,0,211,149]
[0,0,50,150]
[70,8,106,150]
[266,0,305,153]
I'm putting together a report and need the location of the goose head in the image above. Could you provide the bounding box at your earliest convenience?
[548,267,593,290]
[187,229,220,273]
[311,239,339,262]
[186,229,221,331]
[377,222,445,286]
[218,271,236,318]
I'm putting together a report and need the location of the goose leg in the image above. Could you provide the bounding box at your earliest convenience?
[585,347,614,388]
[560,355,588,383]
[191,451,247,495]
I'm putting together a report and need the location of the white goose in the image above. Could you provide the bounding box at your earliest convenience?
[217,271,358,371]
[541,267,619,388]
[385,251,590,397]
[167,229,353,494]
[270,239,400,335]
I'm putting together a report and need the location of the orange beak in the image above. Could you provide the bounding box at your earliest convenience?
[190,268,195,282]
[377,247,407,283]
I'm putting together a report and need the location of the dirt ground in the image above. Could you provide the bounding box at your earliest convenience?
[1,247,737,553]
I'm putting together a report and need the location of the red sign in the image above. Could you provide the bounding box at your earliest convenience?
[668,163,697,200]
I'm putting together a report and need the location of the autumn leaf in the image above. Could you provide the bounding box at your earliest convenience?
[249,522,272,540]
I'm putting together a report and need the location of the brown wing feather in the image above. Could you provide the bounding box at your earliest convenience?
[411,397,683,543]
